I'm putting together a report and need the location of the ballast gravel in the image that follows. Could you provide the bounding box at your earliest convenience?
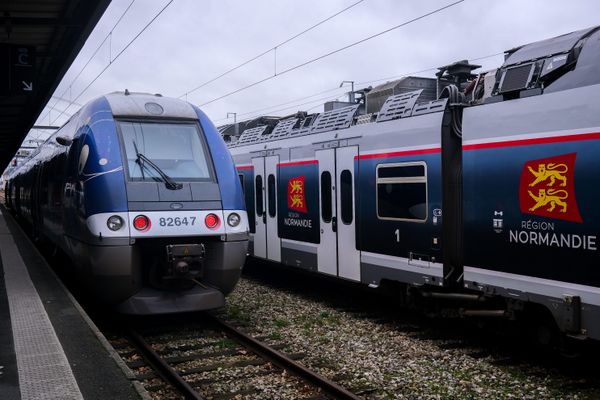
[221,276,598,400]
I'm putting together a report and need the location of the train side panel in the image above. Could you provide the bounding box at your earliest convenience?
[463,83,600,339]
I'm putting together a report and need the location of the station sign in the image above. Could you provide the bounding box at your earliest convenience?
[0,44,35,95]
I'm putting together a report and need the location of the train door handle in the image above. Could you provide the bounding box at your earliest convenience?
[332,216,337,232]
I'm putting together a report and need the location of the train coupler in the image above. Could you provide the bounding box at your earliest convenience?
[164,243,205,280]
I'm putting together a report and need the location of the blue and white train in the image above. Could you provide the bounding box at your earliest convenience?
[225,26,600,343]
[4,92,248,314]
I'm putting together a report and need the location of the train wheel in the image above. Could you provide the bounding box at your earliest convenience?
[522,305,561,350]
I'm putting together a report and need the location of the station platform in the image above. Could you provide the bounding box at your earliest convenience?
[0,208,140,400]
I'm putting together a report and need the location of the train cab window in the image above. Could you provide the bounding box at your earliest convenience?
[340,170,353,224]
[376,162,427,222]
[255,175,264,216]
[320,171,332,223]
[267,174,276,217]
[119,121,213,181]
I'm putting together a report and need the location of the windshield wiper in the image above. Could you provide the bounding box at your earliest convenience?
[132,141,183,190]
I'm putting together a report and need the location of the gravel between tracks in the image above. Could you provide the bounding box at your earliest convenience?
[221,276,597,400]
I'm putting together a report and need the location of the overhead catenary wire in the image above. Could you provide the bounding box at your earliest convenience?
[219,50,505,124]
[38,0,136,125]
[49,0,175,126]
[179,0,367,99]
[197,0,466,108]
[214,86,348,123]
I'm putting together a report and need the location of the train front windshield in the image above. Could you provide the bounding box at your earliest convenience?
[119,121,213,181]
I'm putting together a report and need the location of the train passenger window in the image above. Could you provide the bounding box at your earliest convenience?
[255,175,264,216]
[340,170,353,224]
[376,162,427,222]
[320,171,332,223]
[267,174,276,217]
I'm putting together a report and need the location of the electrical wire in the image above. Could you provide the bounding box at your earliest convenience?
[213,86,347,123]
[219,50,504,124]
[38,0,136,124]
[180,0,367,99]
[198,0,465,107]
[49,0,175,126]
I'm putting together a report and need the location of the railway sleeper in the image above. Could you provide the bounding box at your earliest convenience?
[209,388,260,400]
[179,352,305,376]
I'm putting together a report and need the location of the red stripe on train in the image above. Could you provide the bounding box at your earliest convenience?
[463,131,600,150]
[355,147,441,160]
[277,160,319,167]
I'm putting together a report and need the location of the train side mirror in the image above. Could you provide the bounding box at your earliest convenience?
[55,136,73,146]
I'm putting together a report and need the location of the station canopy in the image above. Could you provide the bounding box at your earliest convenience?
[0,0,111,172]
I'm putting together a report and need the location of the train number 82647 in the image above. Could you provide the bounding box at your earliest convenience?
[159,216,197,227]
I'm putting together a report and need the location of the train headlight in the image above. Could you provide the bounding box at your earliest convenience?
[107,215,124,231]
[227,213,241,227]
[133,215,151,231]
[205,213,220,229]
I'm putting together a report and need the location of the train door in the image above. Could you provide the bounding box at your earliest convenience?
[252,157,267,258]
[265,155,281,262]
[316,146,361,281]
[336,146,360,281]
[316,149,337,276]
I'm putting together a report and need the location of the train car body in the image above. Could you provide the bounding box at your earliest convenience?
[233,102,450,288]
[228,26,600,341]
[5,92,248,314]
[462,26,600,340]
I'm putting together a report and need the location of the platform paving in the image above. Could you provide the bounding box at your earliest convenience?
[0,208,140,400]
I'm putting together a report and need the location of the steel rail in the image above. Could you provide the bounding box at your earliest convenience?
[127,328,205,400]
[206,314,361,400]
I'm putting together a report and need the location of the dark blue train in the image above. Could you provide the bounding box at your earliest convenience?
[224,26,600,344]
[4,92,248,314]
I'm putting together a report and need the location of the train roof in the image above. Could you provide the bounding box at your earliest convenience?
[503,26,599,67]
[225,88,445,149]
[223,25,600,150]
[104,91,198,120]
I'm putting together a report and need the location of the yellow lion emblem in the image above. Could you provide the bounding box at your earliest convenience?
[528,163,568,187]
[289,180,303,194]
[527,189,568,213]
[290,194,304,208]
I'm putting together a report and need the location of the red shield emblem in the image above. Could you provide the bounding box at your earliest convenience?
[519,153,581,223]
[288,176,307,213]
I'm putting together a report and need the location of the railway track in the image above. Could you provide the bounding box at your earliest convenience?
[113,314,360,400]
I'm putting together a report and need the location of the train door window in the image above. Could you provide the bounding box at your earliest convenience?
[340,170,353,224]
[376,162,427,222]
[255,175,264,216]
[321,171,332,223]
[267,174,276,217]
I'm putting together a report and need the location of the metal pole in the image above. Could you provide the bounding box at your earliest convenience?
[227,112,238,136]
[340,80,355,103]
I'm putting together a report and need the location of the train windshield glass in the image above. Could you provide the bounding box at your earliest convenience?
[119,121,212,181]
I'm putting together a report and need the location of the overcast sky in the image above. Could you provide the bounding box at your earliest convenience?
[26,0,600,143]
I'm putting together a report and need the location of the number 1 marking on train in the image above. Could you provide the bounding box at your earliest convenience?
[395,229,400,243]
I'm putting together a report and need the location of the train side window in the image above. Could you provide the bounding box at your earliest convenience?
[340,170,353,224]
[376,162,427,222]
[267,174,276,217]
[321,171,332,223]
[255,175,264,216]
[238,174,245,192]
